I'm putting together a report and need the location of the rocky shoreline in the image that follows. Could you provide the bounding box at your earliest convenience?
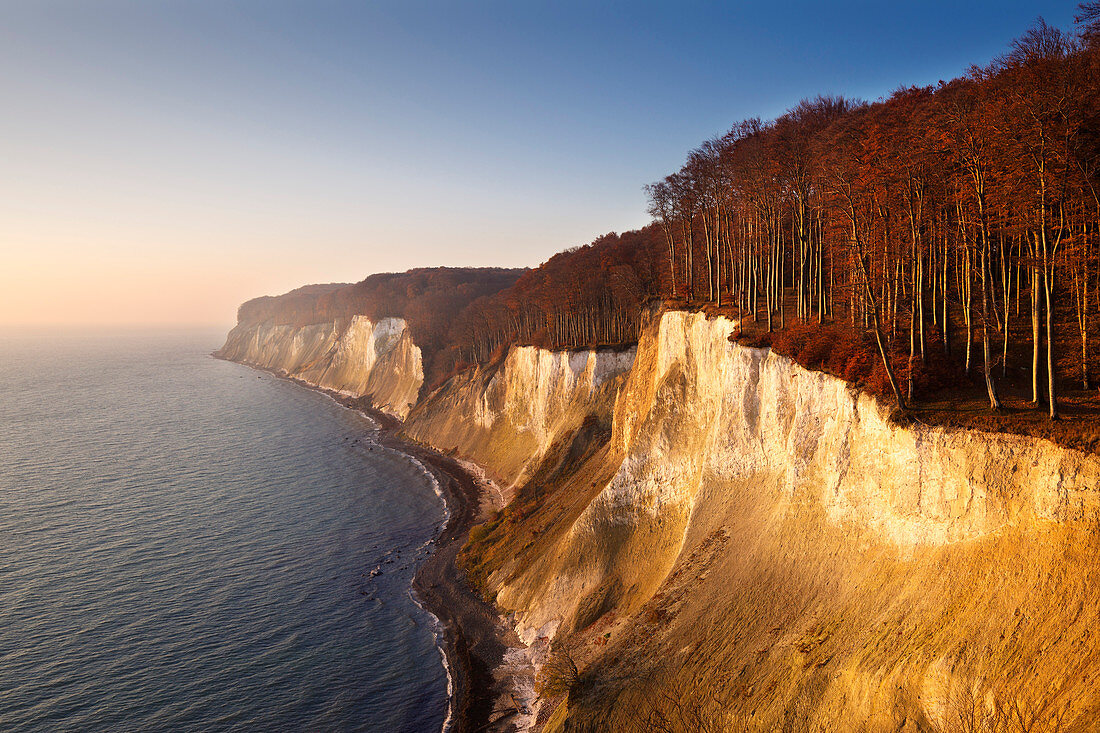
[214,355,530,733]
[358,401,527,732]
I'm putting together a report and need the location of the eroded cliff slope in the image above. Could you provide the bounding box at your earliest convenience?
[220,300,1100,730]
[218,315,424,418]
[414,311,1100,732]
[404,345,634,493]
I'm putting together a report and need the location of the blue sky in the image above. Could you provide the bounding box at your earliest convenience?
[0,0,1080,326]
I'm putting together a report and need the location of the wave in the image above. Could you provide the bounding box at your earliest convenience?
[408,587,455,733]
[236,364,454,730]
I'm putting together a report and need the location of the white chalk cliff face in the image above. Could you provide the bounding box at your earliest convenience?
[218,315,423,418]
[222,306,1100,726]
[406,311,1100,729]
[476,312,1100,628]
[404,344,635,492]
[620,310,1098,546]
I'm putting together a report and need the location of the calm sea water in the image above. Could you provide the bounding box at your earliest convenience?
[0,329,449,732]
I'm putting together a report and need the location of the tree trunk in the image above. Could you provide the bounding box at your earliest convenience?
[1031,253,1042,404]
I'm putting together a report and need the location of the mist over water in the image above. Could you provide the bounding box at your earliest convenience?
[0,329,449,732]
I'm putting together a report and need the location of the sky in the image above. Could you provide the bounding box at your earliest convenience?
[0,0,1081,328]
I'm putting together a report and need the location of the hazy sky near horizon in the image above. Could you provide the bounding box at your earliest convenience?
[0,0,1079,327]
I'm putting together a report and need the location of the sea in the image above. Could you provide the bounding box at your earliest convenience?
[0,328,450,732]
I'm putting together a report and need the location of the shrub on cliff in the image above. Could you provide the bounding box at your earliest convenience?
[769,318,965,401]
[536,650,580,699]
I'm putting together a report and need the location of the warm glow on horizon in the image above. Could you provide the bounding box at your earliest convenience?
[0,0,1073,327]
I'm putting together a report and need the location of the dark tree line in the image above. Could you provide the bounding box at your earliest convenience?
[644,11,1100,416]
[444,229,666,367]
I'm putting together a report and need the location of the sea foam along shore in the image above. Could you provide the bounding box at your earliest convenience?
[371,411,527,733]
[213,355,527,733]
[318,393,528,733]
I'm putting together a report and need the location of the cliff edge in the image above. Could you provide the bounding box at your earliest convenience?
[220,304,1100,731]
[412,310,1100,731]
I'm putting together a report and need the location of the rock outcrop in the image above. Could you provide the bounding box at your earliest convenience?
[218,315,423,418]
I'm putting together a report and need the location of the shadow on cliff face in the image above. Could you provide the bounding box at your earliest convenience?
[459,407,619,601]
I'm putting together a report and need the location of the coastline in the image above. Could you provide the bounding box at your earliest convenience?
[213,356,529,733]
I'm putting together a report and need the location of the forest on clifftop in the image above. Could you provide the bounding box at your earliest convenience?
[239,8,1100,441]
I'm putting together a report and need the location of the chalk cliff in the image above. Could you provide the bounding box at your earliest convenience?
[217,315,423,418]
[403,345,635,494]
[410,311,1100,731]
[221,307,1100,730]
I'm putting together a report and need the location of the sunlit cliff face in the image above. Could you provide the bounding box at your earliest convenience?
[217,315,423,418]
[221,309,1100,729]
[414,311,1100,730]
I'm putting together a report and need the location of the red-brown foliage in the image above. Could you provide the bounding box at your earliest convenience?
[767,319,962,400]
